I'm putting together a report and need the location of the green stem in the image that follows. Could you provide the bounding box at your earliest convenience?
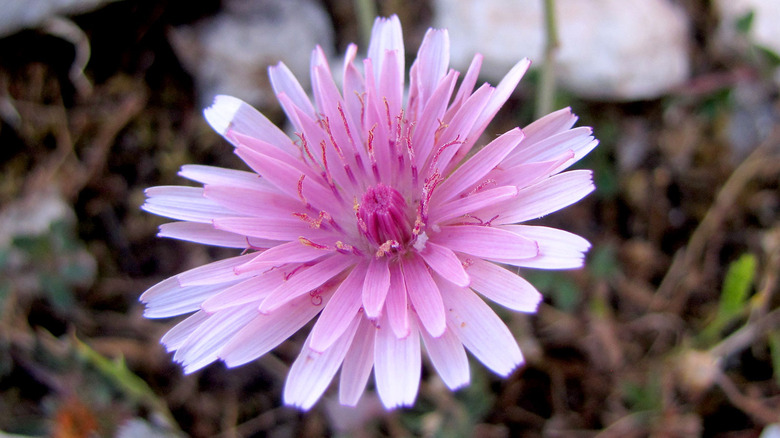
[536,0,559,118]
[355,0,378,48]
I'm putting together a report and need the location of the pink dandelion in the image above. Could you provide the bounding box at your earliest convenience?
[141,15,598,410]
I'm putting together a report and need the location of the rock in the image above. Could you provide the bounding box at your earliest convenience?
[433,0,691,101]
[169,0,335,111]
[0,0,121,37]
[715,0,780,58]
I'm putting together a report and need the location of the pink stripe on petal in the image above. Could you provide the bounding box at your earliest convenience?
[258,256,355,313]
[284,313,361,410]
[161,311,209,352]
[410,70,459,166]
[435,128,524,202]
[374,313,421,409]
[437,279,523,376]
[402,255,446,337]
[203,95,292,151]
[464,257,542,312]
[386,262,410,338]
[433,225,538,260]
[495,170,594,224]
[420,326,470,390]
[310,262,367,352]
[419,242,470,287]
[339,317,376,406]
[158,221,276,249]
[219,291,331,367]
[174,305,259,373]
[175,253,259,286]
[362,257,391,318]
[200,271,284,313]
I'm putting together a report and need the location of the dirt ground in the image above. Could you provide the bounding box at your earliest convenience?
[0,1,778,437]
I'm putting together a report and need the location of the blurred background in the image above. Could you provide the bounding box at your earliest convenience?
[0,0,778,436]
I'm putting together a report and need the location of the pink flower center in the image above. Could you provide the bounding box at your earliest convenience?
[357,184,412,251]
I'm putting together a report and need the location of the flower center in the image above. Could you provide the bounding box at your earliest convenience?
[357,184,412,250]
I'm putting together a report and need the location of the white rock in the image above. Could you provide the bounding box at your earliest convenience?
[0,0,121,37]
[433,0,691,101]
[169,0,334,110]
[715,0,780,57]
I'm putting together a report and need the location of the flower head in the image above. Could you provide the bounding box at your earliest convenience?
[141,15,598,410]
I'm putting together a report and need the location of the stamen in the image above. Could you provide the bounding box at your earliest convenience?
[299,236,329,250]
[466,179,497,196]
[297,175,310,208]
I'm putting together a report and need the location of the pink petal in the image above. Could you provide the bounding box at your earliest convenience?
[284,313,361,410]
[174,305,258,373]
[410,28,450,105]
[199,270,284,313]
[419,326,470,390]
[448,54,483,115]
[310,263,367,352]
[434,128,524,202]
[178,164,265,190]
[426,84,493,173]
[498,225,591,269]
[234,240,332,274]
[175,253,259,286]
[493,170,595,224]
[367,15,404,85]
[141,278,232,318]
[362,257,391,318]
[385,262,410,338]
[464,257,542,312]
[203,185,304,219]
[213,216,323,242]
[160,311,209,352]
[158,222,276,249]
[437,279,523,376]
[235,146,339,213]
[402,255,446,337]
[430,185,518,225]
[472,59,531,135]
[374,313,421,408]
[521,107,578,144]
[258,255,355,313]
[419,242,470,287]
[490,151,575,190]
[505,127,598,171]
[339,317,376,406]
[268,61,316,119]
[143,186,233,223]
[409,70,459,167]
[433,225,539,260]
[219,291,330,367]
[203,95,292,152]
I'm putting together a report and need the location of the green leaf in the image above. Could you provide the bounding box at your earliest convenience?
[717,253,757,321]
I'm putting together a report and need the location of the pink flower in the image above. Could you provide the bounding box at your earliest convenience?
[141,15,598,410]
